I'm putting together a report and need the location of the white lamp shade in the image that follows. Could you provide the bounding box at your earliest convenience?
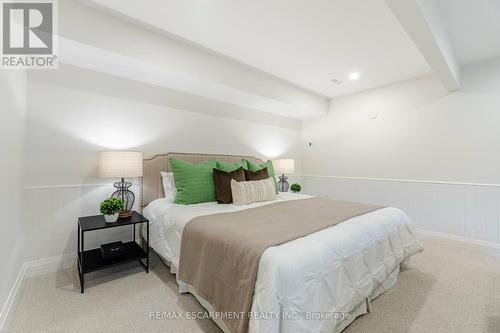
[273,159,295,175]
[99,151,143,178]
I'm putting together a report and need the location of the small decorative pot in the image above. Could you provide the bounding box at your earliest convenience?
[104,213,119,223]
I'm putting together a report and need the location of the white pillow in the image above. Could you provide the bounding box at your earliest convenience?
[231,178,276,206]
[161,172,177,202]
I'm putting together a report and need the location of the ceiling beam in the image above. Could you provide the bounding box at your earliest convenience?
[57,37,325,120]
[29,63,302,129]
[386,0,460,91]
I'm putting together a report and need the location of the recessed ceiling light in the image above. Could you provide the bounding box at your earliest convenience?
[349,72,360,80]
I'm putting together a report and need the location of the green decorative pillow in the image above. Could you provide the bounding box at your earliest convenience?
[169,158,217,204]
[244,159,278,193]
[216,159,247,172]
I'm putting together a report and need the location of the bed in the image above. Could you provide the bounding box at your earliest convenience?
[141,153,423,333]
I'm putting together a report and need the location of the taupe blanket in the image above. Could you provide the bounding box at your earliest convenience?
[178,197,383,333]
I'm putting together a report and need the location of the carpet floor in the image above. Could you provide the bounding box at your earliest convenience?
[4,235,500,333]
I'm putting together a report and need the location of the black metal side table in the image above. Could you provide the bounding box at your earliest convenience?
[77,211,149,293]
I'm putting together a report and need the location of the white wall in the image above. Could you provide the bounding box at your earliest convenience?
[0,71,26,327]
[24,68,304,263]
[302,57,500,244]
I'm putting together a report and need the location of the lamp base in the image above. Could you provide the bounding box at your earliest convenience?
[118,211,132,218]
[111,178,135,218]
[277,174,289,192]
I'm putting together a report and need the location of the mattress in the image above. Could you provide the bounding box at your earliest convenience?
[143,193,423,333]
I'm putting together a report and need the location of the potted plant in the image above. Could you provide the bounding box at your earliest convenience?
[100,198,124,223]
[290,183,301,193]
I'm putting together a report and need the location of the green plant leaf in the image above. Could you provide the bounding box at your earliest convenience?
[100,197,124,215]
[290,183,301,193]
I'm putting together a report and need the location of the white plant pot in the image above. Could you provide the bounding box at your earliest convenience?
[104,213,119,223]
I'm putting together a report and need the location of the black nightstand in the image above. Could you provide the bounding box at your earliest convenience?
[77,211,149,293]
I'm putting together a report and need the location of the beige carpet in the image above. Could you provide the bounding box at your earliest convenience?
[4,235,500,333]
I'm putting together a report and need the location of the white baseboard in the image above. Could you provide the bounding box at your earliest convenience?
[417,228,500,250]
[0,263,26,332]
[24,252,76,278]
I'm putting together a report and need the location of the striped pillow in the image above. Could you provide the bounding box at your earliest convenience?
[231,178,277,205]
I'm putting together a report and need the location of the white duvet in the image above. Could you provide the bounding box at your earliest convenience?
[143,193,423,333]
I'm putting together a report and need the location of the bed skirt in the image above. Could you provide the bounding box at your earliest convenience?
[158,253,405,333]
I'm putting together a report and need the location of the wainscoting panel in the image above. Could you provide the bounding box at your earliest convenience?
[302,175,500,244]
[22,176,305,264]
[24,183,141,263]
[23,176,500,263]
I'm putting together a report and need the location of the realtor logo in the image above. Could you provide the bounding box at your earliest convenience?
[1,0,57,68]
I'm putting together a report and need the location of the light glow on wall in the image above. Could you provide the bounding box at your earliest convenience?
[349,72,360,80]
[45,104,162,150]
[249,132,291,158]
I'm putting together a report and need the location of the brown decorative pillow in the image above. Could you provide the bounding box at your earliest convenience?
[213,167,245,204]
[244,167,269,181]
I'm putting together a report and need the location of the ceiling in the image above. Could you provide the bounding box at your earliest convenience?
[89,0,431,98]
[436,0,500,65]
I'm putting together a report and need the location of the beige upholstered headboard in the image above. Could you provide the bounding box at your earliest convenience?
[141,152,264,207]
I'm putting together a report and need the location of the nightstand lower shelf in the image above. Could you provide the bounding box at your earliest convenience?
[78,241,147,273]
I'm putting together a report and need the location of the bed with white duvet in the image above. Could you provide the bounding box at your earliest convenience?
[143,192,423,333]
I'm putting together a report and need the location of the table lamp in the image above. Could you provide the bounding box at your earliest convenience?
[273,159,295,192]
[99,151,143,218]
